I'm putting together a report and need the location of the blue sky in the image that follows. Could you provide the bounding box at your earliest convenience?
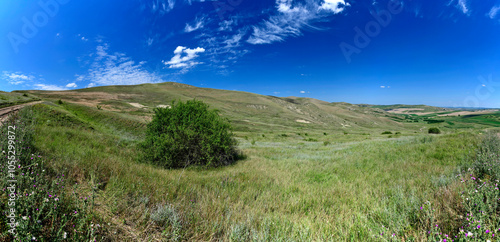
[1,0,500,108]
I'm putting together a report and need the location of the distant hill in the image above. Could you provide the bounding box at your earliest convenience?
[22,82,408,132]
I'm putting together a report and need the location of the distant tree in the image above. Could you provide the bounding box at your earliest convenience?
[382,131,393,135]
[428,127,441,134]
[141,100,239,168]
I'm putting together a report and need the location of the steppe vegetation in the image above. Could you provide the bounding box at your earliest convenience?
[1,83,499,241]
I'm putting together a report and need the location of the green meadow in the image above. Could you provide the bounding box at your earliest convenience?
[2,83,500,241]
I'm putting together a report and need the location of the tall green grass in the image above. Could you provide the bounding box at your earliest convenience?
[17,102,489,240]
[0,107,106,241]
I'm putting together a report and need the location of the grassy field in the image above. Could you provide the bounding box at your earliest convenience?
[2,84,500,241]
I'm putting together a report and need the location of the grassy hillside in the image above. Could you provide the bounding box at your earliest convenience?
[0,91,40,108]
[25,82,414,134]
[2,83,499,241]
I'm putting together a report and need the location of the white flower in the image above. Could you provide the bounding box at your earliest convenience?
[22,216,27,220]
[467,232,473,236]
[44,198,49,202]
[487,240,491,242]
[63,232,67,239]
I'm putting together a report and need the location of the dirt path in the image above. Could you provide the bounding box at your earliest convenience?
[0,101,43,125]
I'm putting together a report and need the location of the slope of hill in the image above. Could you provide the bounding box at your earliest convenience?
[23,82,409,133]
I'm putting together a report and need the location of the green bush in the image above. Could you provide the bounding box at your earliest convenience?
[141,100,239,168]
[428,128,441,134]
[57,99,63,105]
[382,131,392,135]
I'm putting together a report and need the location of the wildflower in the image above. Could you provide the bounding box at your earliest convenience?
[478,225,481,229]
[63,232,67,239]
[486,230,490,233]
[467,232,473,237]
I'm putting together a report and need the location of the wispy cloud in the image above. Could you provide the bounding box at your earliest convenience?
[489,5,500,19]
[78,43,164,86]
[163,46,206,71]
[150,0,175,14]
[185,17,206,33]
[457,0,469,15]
[247,0,349,45]
[1,71,34,85]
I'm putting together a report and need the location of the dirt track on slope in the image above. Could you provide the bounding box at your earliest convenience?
[0,101,43,125]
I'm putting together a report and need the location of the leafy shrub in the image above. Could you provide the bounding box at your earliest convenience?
[57,99,63,105]
[382,131,393,135]
[323,132,328,136]
[395,132,401,135]
[22,93,28,97]
[323,141,330,146]
[141,100,239,168]
[428,128,441,134]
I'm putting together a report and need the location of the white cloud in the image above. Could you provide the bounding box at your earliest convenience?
[163,46,205,70]
[86,83,96,88]
[34,84,67,91]
[2,71,34,85]
[218,19,236,31]
[247,0,349,45]
[457,0,468,15]
[151,0,175,14]
[320,0,349,13]
[185,17,205,33]
[81,36,88,41]
[300,90,306,93]
[75,75,84,81]
[380,86,386,88]
[489,5,500,19]
[79,43,164,86]
[66,83,77,88]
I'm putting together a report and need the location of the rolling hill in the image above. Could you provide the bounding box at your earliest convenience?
[22,82,410,133]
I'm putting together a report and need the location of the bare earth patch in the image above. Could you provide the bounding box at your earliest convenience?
[129,103,146,108]
[438,110,498,117]
[156,105,171,108]
[296,119,311,124]
[386,108,425,114]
